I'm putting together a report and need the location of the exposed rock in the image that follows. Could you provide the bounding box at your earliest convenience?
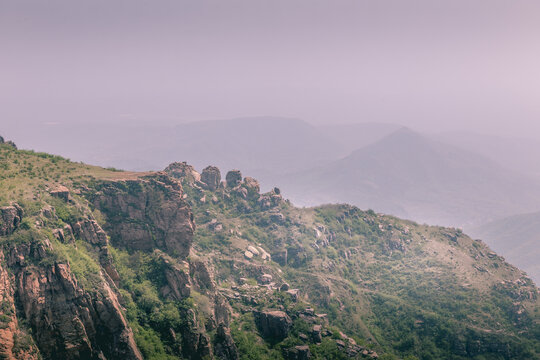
[201,166,221,191]
[0,250,39,360]
[158,254,192,300]
[243,177,260,193]
[225,170,242,188]
[164,162,201,183]
[247,245,260,256]
[311,324,322,343]
[50,185,70,201]
[285,345,311,360]
[254,310,292,341]
[14,255,142,360]
[214,323,239,360]
[89,174,195,258]
[181,309,213,359]
[72,219,108,246]
[190,258,217,292]
[244,251,254,260]
[41,205,56,219]
[259,274,273,284]
[0,203,23,236]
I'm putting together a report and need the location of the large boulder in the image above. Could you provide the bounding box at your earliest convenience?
[201,166,222,191]
[225,170,242,188]
[50,185,70,201]
[0,204,23,236]
[164,162,201,183]
[254,310,292,341]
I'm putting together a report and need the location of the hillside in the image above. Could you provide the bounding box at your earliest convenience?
[281,128,540,227]
[469,212,540,285]
[0,138,539,359]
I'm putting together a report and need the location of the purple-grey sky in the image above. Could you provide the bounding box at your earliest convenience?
[1,0,540,138]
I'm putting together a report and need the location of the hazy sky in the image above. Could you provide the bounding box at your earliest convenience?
[2,0,540,138]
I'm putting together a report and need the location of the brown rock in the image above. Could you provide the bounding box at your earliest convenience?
[243,177,260,193]
[201,166,221,190]
[225,170,242,188]
[214,323,239,360]
[164,162,201,183]
[254,310,292,341]
[88,174,195,258]
[50,185,70,201]
[0,204,23,236]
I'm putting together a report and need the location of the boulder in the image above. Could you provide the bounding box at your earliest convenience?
[254,310,292,341]
[0,204,23,236]
[50,185,70,201]
[164,162,201,183]
[225,170,242,188]
[285,345,311,360]
[201,166,221,190]
[243,177,260,193]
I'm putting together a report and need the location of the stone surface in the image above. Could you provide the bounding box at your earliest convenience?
[164,162,201,183]
[225,170,242,188]
[254,310,292,341]
[89,174,195,258]
[201,166,221,190]
[214,324,239,360]
[50,185,70,201]
[0,204,23,236]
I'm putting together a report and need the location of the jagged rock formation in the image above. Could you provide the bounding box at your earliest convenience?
[88,174,195,258]
[0,204,23,236]
[201,166,221,191]
[225,170,242,188]
[164,162,201,183]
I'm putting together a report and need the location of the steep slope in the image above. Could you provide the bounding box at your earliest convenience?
[166,163,540,360]
[469,212,540,285]
[281,128,540,227]
[1,139,539,359]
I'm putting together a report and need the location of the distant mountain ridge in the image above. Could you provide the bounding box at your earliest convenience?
[280,127,540,227]
[469,211,540,284]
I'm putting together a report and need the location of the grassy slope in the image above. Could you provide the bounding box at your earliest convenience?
[1,142,539,359]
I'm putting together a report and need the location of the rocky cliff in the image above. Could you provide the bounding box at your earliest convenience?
[0,138,539,360]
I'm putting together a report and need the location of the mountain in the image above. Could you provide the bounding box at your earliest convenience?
[434,131,540,180]
[469,211,540,284]
[318,122,402,154]
[281,128,540,227]
[0,138,539,360]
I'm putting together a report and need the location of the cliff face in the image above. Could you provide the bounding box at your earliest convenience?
[88,174,195,258]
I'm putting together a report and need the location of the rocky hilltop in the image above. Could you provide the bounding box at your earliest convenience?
[0,140,539,359]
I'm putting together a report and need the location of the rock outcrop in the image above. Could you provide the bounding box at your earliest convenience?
[201,166,221,191]
[88,174,195,258]
[0,204,23,236]
[254,310,292,341]
[225,170,242,188]
[214,324,239,360]
[164,162,201,183]
[7,241,142,360]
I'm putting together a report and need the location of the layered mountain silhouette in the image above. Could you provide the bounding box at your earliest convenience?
[281,127,540,227]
